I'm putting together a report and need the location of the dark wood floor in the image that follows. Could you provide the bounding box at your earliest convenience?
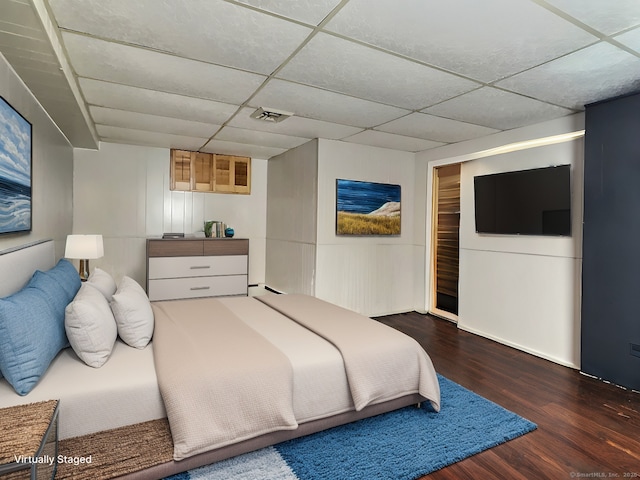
[375,312,640,480]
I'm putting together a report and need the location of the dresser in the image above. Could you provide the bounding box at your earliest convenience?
[146,238,249,301]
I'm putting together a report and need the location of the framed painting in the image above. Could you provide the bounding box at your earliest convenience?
[336,179,401,236]
[0,96,32,235]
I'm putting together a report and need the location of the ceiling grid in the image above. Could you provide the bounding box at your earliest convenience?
[0,0,638,155]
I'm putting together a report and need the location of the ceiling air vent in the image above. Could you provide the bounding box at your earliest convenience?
[250,107,293,123]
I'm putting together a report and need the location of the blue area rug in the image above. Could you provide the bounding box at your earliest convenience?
[166,375,536,479]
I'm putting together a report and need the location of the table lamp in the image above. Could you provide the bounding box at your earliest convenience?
[64,234,104,281]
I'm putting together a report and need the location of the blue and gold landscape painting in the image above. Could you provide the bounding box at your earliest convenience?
[0,97,31,234]
[336,179,401,235]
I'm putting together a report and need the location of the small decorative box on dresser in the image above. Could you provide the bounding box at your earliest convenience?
[146,238,249,301]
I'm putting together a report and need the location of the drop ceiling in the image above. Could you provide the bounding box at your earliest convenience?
[1,0,640,157]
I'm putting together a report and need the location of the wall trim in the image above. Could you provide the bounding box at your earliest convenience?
[458,323,580,370]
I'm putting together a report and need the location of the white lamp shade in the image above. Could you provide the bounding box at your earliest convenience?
[65,235,104,259]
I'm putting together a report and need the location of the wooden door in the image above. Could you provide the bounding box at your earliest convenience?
[431,164,461,320]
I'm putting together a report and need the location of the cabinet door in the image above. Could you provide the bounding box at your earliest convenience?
[193,152,214,191]
[170,149,193,191]
[233,157,251,194]
[214,155,251,194]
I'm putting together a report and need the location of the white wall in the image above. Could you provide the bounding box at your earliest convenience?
[416,114,585,368]
[315,139,416,316]
[265,140,318,295]
[0,54,73,259]
[265,139,417,316]
[73,142,268,287]
[458,140,584,368]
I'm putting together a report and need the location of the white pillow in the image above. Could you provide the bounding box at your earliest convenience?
[65,283,117,368]
[87,268,117,302]
[110,276,154,349]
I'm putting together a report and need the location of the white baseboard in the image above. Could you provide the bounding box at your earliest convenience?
[457,324,580,370]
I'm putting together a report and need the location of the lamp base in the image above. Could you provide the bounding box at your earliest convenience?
[78,259,90,282]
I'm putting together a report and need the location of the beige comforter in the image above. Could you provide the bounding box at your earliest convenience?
[258,294,441,412]
[152,294,441,461]
[152,299,298,461]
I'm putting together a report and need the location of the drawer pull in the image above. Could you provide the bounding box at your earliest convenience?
[190,286,211,291]
[190,265,211,270]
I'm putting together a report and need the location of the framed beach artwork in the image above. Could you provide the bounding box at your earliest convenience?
[336,179,401,236]
[0,96,32,235]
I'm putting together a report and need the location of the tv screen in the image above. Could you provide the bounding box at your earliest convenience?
[474,165,571,236]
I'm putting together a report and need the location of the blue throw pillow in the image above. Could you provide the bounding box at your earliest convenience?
[42,259,81,305]
[0,259,80,395]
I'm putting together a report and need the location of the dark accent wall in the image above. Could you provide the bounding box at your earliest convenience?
[582,92,640,391]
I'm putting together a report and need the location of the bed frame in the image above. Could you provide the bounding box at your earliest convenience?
[0,239,55,298]
[1,239,425,479]
[128,393,423,479]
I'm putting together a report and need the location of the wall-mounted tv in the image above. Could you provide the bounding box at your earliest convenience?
[474,165,571,236]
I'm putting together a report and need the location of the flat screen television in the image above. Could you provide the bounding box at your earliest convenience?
[473,165,571,236]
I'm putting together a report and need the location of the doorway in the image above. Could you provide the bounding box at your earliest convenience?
[430,164,461,321]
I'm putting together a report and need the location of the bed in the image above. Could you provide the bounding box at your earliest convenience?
[0,239,440,479]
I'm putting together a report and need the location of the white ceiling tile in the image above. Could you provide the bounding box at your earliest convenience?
[33,95,97,149]
[8,64,67,91]
[251,79,409,128]
[424,87,574,130]
[0,20,46,40]
[228,107,363,139]
[544,0,640,35]
[0,43,56,67]
[496,43,640,110]
[0,1,43,31]
[276,33,480,109]
[376,112,499,143]
[202,139,287,159]
[0,30,53,55]
[79,78,239,125]
[96,125,208,150]
[215,126,309,149]
[234,0,342,25]
[90,106,220,138]
[1,53,59,72]
[342,130,444,152]
[50,0,312,75]
[63,33,266,105]
[615,27,640,54]
[324,0,597,82]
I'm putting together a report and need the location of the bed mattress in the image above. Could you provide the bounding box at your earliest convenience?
[0,340,165,439]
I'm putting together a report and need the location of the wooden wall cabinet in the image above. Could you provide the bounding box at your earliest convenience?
[170,149,251,194]
[146,238,249,301]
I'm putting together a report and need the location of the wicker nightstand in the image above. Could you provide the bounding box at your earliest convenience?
[0,400,59,480]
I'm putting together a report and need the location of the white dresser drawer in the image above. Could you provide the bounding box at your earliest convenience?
[148,255,247,280]
[148,275,248,301]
